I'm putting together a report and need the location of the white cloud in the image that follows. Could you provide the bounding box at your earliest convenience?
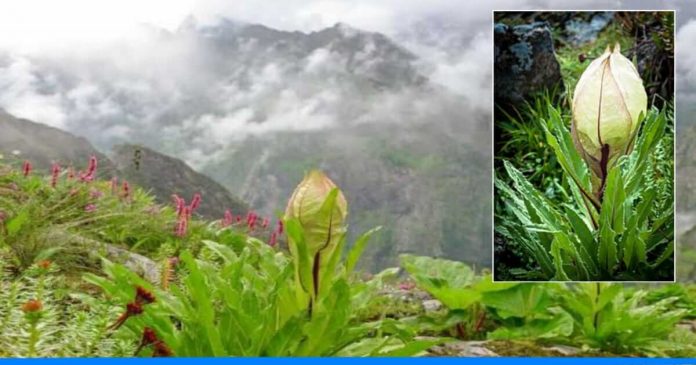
[677,19,696,104]
[0,56,66,127]
[0,0,693,169]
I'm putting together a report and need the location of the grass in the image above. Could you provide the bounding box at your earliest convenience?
[0,158,693,357]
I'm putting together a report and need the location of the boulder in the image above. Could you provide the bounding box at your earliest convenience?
[494,22,564,115]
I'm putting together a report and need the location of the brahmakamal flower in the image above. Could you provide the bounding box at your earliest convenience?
[571,44,647,193]
[285,170,347,259]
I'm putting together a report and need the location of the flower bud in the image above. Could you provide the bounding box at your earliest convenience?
[285,170,348,258]
[22,299,43,313]
[571,44,647,189]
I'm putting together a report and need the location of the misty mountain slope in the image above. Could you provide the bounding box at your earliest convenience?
[111,144,248,218]
[0,18,491,271]
[0,111,247,219]
[0,109,117,176]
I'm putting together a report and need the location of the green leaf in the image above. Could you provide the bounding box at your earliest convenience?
[375,339,445,357]
[482,284,552,319]
[488,309,573,340]
[550,238,570,281]
[5,209,29,237]
[346,226,381,274]
[598,166,624,274]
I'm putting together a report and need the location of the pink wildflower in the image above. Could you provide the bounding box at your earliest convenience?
[277,220,284,235]
[269,232,277,247]
[222,209,233,227]
[189,193,201,213]
[175,206,190,237]
[172,195,185,218]
[399,282,416,291]
[50,163,61,188]
[79,156,98,182]
[22,160,32,177]
[122,181,130,199]
[84,204,97,213]
[246,212,257,230]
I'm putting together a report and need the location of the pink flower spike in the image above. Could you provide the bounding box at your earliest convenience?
[84,204,97,213]
[247,212,257,230]
[277,220,284,235]
[172,195,185,218]
[51,163,61,188]
[189,193,201,213]
[22,161,32,177]
[222,209,233,227]
[88,156,97,175]
[269,232,277,247]
[122,181,130,199]
[175,206,190,237]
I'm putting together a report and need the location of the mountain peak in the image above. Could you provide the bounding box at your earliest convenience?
[331,22,360,37]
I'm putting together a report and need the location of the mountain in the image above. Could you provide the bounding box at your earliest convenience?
[0,109,117,176]
[0,110,246,219]
[0,19,491,271]
[111,144,247,218]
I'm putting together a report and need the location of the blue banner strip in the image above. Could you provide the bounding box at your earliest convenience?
[1,358,695,364]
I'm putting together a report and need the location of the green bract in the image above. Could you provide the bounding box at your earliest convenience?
[285,170,348,258]
[284,170,349,310]
[571,44,647,196]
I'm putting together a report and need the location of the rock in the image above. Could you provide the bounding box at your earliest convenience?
[41,228,162,284]
[545,345,581,356]
[564,12,613,46]
[431,341,499,357]
[422,299,443,312]
[378,287,432,302]
[494,22,564,115]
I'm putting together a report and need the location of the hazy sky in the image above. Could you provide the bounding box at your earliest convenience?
[0,0,689,48]
[0,0,693,154]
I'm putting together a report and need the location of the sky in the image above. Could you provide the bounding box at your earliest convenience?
[0,0,694,161]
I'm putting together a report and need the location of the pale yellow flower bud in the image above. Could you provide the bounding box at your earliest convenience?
[285,170,348,257]
[571,44,647,187]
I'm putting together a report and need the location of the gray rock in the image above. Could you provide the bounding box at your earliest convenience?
[422,299,443,312]
[433,341,499,357]
[494,22,564,114]
[564,12,613,46]
[545,345,581,356]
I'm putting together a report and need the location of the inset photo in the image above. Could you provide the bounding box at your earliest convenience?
[493,11,675,282]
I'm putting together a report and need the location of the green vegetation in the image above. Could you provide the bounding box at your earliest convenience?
[495,12,675,281]
[496,104,674,280]
[1,159,694,357]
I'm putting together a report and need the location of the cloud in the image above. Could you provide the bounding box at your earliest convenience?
[0,0,694,168]
[677,19,696,106]
[0,55,66,128]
